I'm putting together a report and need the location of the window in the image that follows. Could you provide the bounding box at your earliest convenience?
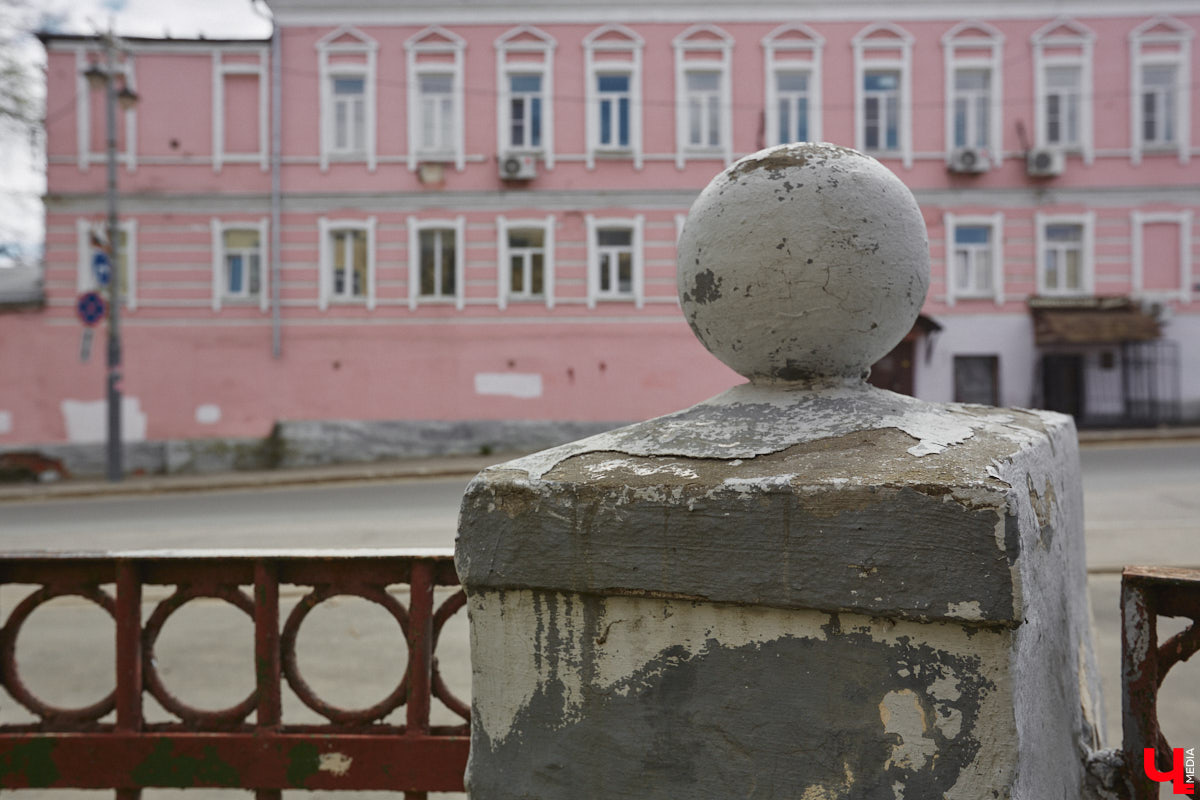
[954,356,999,406]
[332,77,366,155]
[418,74,455,157]
[406,26,466,171]
[1140,65,1177,146]
[1037,213,1093,297]
[498,216,555,309]
[763,24,824,148]
[318,217,375,309]
[853,23,913,167]
[673,24,732,167]
[863,71,900,152]
[942,21,1003,160]
[945,213,1003,305]
[1131,210,1193,302]
[77,218,137,309]
[1032,18,1094,161]
[211,218,269,311]
[585,214,644,307]
[597,74,631,149]
[1129,16,1192,164]
[952,69,990,149]
[584,24,643,169]
[496,26,555,164]
[316,26,377,171]
[408,217,465,309]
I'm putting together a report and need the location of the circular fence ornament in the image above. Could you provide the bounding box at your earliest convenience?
[677,142,930,383]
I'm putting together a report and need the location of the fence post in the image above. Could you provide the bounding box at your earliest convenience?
[457,143,1104,799]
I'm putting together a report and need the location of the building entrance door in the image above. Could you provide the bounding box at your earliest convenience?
[1041,354,1085,419]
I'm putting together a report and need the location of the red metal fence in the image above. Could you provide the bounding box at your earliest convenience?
[1122,566,1200,799]
[0,550,469,798]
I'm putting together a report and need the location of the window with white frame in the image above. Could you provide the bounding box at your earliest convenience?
[853,23,913,166]
[862,71,900,153]
[586,214,643,307]
[1032,18,1094,161]
[212,48,269,173]
[75,48,136,171]
[77,219,137,308]
[763,24,824,148]
[496,26,555,163]
[319,217,375,309]
[584,24,643,169]
[1037,215,1093,296]
[316,26,377,171]
[497,216,555,309]
[1129,16,1192,164]
[673,25,732,166]
[211,220,268,311]
[407,217,464,309]
[406,27,466,170]
[331,76,366,155]
[942,21,1003,159]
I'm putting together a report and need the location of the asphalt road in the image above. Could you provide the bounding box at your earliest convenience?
[2,441,1198,795]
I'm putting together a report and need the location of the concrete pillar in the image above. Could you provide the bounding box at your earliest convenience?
[456,143,1104,799]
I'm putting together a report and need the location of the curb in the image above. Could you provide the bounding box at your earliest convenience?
[0,455,516,504]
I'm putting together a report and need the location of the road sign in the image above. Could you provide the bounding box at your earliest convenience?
[92,251,112,287]
[76,291,107,326]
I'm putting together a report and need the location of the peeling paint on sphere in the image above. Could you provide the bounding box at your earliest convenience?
[677,142,930,382]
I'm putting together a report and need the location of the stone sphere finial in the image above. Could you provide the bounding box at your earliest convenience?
[677,143,930,383]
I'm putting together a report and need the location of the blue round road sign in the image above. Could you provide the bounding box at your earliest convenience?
[92,251,112,287]
[76,291,107,326]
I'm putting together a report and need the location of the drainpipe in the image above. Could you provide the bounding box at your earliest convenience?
[270,15,282,358]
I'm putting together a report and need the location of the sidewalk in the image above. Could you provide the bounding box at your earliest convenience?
[2,426,1198,504]
[0,452,518,504]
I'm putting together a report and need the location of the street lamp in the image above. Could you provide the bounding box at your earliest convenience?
[88,31,138,482]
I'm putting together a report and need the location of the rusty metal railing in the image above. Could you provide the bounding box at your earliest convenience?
[0,550,469,797]
[1122,566,1200,799]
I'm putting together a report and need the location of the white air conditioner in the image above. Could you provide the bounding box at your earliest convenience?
[499,153,537,180]
[1026,148,1064,177]
[948,147,988,174]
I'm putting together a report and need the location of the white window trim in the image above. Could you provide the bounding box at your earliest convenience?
[317,216,376,310]
[408,216,466,310]
[852,23,914,168]
[944,212,1004,307]
[495,26,556,169]
[406,26,466,172]
[584,24,644,171]
[212,48,269,173]
[1035,211,1095,297]
[76,217,137,310]
[496,215,556,310]
[1031,18,1095,164]
[762,23,824,148]
[1129,17,1193,165]
[1131,210,1193,303]
[585,214,644,309]
[673,24,733,169]
[76,47,137,173]
[941,21,1004,166]
[210,218,270,312]
[316,26,378,173]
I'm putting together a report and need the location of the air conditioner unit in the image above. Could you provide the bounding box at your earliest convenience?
[499,153,537,181]
[948,147,988,174]
[1026,148,1064,177]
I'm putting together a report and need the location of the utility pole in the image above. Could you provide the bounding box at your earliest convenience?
[85,30,137,482]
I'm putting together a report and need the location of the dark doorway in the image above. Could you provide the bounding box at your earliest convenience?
[1042,354,1085,418]
[954,355,999,406]
[869,340,914,396]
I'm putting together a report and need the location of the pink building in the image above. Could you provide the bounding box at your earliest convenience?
[3,1,1198,456]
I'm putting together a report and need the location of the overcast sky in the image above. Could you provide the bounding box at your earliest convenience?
[0,0,271,265]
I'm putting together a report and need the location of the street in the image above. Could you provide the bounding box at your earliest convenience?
[1,441,1198,795]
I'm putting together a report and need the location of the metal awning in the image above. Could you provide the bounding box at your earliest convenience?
[1029,297,1160,346]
